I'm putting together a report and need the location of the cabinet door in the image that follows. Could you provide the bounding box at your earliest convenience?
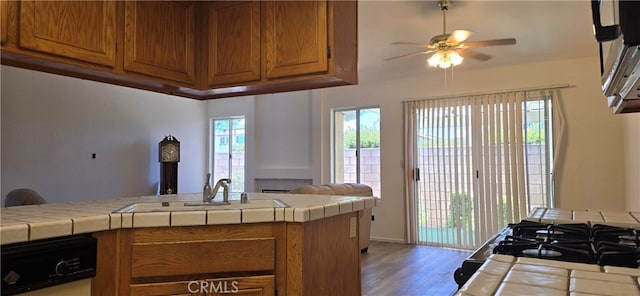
[124,1,196,84]
[130,275,275,296]
[18,1,116,66]
[264,0,328,79]
[1,1,8,45]
[207,2,261,86]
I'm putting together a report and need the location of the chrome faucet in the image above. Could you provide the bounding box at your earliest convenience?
[203,174,231,203]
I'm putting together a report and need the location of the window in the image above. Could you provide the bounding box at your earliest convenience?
[332,107,381,197]
[210,117,245,193]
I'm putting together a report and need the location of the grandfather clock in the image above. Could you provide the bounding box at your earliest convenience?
[159,135,180,195]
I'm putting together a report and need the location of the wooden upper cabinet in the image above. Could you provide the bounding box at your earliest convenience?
[1,0,356,99]
[264,0,328,79]
[1,1,8,45]
[124,1,196,84]
[207,2,261,87]
[18,1,116,66]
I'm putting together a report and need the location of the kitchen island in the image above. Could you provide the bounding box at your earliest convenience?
[1,192,377,296]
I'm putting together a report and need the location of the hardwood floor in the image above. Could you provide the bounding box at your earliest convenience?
[361,241,472,296]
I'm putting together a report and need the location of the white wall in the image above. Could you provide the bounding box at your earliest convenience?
[254,91,313,179]
[623,114,640,210]
[1,66,207,205]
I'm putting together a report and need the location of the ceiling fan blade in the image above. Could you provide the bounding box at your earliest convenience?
[391,41,432,47]
[457,48,492,61]
[462,38,516,48]
[446,30,472,44]
[384,50,434,61]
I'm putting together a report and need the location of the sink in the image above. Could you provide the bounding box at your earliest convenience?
[113,199,289,213]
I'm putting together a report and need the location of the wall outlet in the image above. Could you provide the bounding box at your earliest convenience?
[349,217,357,238]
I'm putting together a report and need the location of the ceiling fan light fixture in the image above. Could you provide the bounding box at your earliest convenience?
[428,50,463,69]
[385,0,515,65]
[449,51,464,65]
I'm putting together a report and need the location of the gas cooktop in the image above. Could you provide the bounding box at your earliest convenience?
[493,220,640,268]
[454,219,640,288]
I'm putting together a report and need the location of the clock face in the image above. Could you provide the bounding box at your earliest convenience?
[161,143,180,162]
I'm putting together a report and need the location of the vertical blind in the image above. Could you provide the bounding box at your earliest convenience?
[404,89,559,249]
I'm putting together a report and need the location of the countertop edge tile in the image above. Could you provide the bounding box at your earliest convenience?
[132,212,170,228]
[242,208,275,223]
[352,199,365,211]
[309,205,325,221]
[207,210,241,225]
[274,208,285,222]
[72,215,111,234]
[171,211,206,226]
[121,213,133,228]
[109,213,122,229]
[324,203,340,218]
[294,208,310,222]
[30,219,73,241]
[338,201,354,214]
[0,224,29,245]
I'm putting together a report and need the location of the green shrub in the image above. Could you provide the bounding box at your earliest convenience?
[447,192,473,227]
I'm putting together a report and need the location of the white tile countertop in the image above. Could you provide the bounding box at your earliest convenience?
[0,192,378,245]
[456,254,640,296]
[526,207,640,227]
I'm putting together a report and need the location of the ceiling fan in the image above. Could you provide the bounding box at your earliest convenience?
[385,0,516,68]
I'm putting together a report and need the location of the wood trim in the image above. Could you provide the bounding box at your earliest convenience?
[285,223,304,296]
[92,230,119,296]
[329,0,358,84]
[132,224,275,242]
[118,229,134,296]
[273,222,288,296]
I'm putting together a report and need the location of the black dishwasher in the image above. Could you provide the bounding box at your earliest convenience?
[1,234,97,295]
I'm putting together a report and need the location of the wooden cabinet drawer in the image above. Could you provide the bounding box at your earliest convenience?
[131,238,275,278]
[130,275,275,296]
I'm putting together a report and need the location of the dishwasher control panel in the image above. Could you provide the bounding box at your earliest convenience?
[1,234,97,296]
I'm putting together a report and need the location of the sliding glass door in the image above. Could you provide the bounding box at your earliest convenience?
[406,91,554,249]
[211,117,245,193]
[333,107,381,198]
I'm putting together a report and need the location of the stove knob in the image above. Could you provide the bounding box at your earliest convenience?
[55,260,69,276]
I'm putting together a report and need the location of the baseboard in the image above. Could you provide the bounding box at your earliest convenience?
[369,237,406,244]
